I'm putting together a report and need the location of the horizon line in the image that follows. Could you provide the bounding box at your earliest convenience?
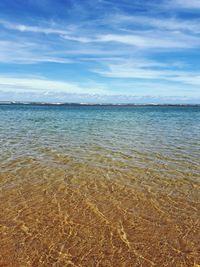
[0,101,200,107]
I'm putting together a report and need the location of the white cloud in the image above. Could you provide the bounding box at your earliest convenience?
[0,20,94,44]
[111,14,200,33]
[63,30,200,49]
[0,40,71,64]
[97,32,199,49]
[0,76,106,95]
[61,35,94,43]
[171,0,200,9]
[1,19,200,50]
[0,19,70,35]
[170,75,200,86]
[94,61,200,86]
[0,74,199,103]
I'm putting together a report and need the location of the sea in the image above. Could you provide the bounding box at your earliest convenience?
[0,104,200,266]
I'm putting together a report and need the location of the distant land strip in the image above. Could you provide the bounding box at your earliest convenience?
[0,101,200,107]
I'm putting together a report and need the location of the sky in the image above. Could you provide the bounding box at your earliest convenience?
[0,0,200,103]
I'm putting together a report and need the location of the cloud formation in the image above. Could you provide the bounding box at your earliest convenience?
[0,0,199,103]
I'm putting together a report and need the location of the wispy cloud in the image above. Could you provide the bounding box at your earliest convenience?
[0,38,72,64]
[0,19,70,35]
[94,60,200,87]
[1,18,200,50]
[169,0,200,9]
[110,14,200,33]
[0,0,200,103]
[96,32,199,49]
[0,19,93,43]
[0,76,107,95]
[0,73,199,104]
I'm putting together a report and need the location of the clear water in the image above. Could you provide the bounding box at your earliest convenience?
[0,105,200,266]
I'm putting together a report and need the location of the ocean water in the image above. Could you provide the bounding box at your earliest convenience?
[0,104,200,266]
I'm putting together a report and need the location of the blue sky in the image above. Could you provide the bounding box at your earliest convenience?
[0,0,200,103]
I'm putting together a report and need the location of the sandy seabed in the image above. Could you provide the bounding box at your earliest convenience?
[0,159,200,267]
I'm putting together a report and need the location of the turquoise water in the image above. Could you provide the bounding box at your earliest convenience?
[0,105,200,178]
[1,104,200,266]
[1,105,200,184]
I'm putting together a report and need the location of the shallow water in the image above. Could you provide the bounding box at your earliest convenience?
[0,105,200,266]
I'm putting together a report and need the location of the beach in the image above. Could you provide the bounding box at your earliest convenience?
[0,104,200,266]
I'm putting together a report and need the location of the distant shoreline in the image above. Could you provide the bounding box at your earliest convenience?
[0,101,200,107]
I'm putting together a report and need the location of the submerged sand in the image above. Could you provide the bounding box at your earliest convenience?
[0,159,200,267]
